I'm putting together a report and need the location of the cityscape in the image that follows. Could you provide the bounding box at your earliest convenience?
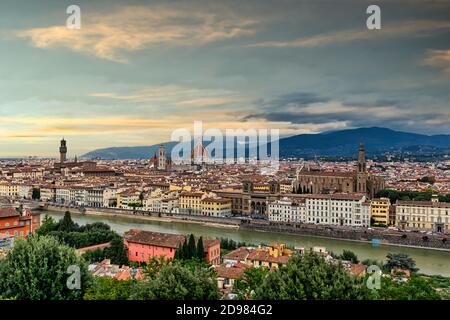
[0,0,449,309]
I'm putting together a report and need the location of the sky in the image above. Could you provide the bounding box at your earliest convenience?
[0,0,449,157]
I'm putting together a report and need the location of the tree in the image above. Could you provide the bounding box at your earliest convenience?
[340,250,359,264]
[368,275,441,300]
[36,214,58,236]
[58,211,77,232]
[104,236,129,266]
[0,235,91,300]
[140,262,219,300]
[196,236,205,261]
[82,248,106,264]
[235,267,270,299]
[188,234,197,258]
[384,253,419,273]
[84,277,132,300]
[361,258,383,269]
[253,252,368,300]
[174,244,182,260]
[145,256,171,278]
[31,188,40,200]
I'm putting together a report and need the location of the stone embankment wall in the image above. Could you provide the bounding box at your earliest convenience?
[43,205,241,226]
[240,221,450,250]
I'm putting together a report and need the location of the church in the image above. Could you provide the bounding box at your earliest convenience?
[294,144,385,198]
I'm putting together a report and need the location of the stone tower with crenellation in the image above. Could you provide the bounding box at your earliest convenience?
[59,138,67,164]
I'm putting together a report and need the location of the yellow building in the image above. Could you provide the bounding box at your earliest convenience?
[169,184,192,192]
[370,197,391,226]
[247,243,293,269]
[201,198,232,217]
[116,189,141,210]
[0,183,19,198]
[179,191,204,215]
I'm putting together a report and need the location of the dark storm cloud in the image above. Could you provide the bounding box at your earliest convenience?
[243,92,450,134]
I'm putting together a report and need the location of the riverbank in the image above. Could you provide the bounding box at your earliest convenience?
[42,210,450,276]
[242,221,450,251]
[41,204,450,252]
[44,205,240,230]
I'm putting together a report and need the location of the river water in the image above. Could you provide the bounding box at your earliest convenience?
[42,211,450,276]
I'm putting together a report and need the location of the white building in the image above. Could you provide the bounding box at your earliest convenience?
[86,187,104,208]
[269,194,369,227]
[268,197,306,223]
[396,196,449,232]
[55,187,70,205]
[103,187,118,208]
[303,194,369,227]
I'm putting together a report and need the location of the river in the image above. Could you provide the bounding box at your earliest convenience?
[42,211,450,277]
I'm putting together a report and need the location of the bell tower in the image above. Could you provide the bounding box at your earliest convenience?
[59,138,67,164]
[158,145,166,170]
[356,143,367,194]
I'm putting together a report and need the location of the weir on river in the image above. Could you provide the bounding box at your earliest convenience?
[43,211,450,277]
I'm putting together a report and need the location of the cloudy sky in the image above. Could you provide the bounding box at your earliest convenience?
[1,0,449,157]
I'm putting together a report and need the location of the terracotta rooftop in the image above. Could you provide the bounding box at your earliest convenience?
[349,264,367,277]
[77,242,111,252]
[0,208,19,218]
[216,262,250,279]
[124,230,185,249]
[248,249,290,265]
[300,193,366,200]
[297,171,355,178]
[222,247,252,262]
[397,200,450,208]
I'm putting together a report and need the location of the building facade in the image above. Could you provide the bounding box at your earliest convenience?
[371,197,391,226]
[396,197,449,232]
[294,144,385,198]
[124,229,221,265]
[0,207,40,239]
[268,198,306,223]
[201,198,232,217]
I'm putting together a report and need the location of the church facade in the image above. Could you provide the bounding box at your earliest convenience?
[294,144,385,198]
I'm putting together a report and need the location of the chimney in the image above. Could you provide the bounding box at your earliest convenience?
[431,195,439,203]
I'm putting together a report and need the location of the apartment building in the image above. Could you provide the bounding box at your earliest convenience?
[0,207,41,239]
[222,243,292,270]
[40,186,56,202]
[55,187,71,204]
[268,198,306,223]
[86,187,104,208]
[303,194,369,227]
[396,196,449,232]
[370,197,391,226]
[179,191,204,215]
[0,183,19,198]
[268,194,369,227]
[279,181,293,194]
[201,198,232,217]
[117,189,141,210]
[103,187,118,208]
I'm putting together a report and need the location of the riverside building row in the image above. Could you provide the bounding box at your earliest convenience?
[268,195,449,232]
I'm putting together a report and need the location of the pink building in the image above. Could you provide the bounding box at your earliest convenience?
[124,229,221,265]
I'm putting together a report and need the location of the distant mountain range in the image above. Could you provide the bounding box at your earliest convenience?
[82,127,450,160]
